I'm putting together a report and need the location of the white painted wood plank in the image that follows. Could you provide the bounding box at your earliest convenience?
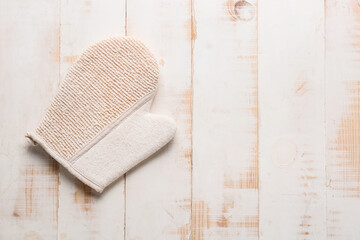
[58,0,126,239]
[258,0,326,239]
[325,0,360,239]
[125,0,192,239]
[0,0,60,239]
[192,0,259,239]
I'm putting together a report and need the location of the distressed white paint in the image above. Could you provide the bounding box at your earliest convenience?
[326,0,360,239]
[258,0,326,239]
[1,0,360,239]
[192,0,259,239]
[0,0,60,239]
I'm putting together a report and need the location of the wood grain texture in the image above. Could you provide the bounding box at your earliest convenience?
[125,0,192,239]
[57,0,126,239]
[1,0,360,239]
[258,0,326,239]
[326,0,360,239]
[0,0,60,239]
[192,0,258,239]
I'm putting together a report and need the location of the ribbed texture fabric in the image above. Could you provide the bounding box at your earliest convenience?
[35,37,159,161]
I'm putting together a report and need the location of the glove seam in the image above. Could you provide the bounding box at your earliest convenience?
[25,90,156,192]
[26,131,104,192]
[67,90,155,164]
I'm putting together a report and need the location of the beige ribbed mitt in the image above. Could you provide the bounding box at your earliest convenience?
[26,37,177,193]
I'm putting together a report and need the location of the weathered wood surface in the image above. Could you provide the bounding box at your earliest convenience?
[258,0,326,239]
[0,0,359,239]
[192,0,258,239]
[326,0,360,239]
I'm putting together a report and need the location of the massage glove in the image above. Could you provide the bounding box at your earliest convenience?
[26,37,177,193]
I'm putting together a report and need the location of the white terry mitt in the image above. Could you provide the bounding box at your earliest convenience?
[26,37,177,193]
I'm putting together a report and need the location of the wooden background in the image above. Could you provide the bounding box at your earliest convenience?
[1,0,360,239]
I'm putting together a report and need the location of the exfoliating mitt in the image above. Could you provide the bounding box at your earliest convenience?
[26,37,177,193]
